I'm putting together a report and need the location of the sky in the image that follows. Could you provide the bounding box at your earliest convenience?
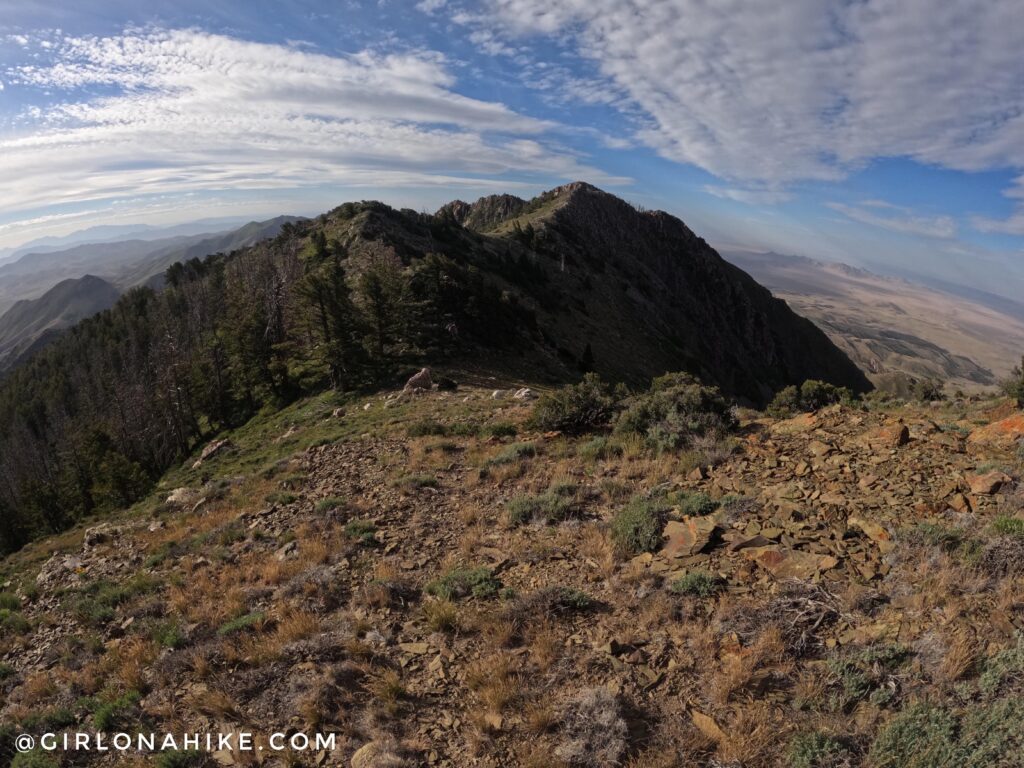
[1,0,1023,298]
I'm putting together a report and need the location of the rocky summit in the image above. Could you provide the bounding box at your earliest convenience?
[2,375,1023,767]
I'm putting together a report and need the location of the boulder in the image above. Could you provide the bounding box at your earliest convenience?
[403,367,433,392]
[967,471,1013,495]
[166,487,200,507]
[866,421,910,449]
[967,414,1024,448]
[192,438,233,469]
[512,387,537,401]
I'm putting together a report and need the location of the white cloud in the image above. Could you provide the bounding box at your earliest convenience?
[827,201,957,239]
[705,185,791,206]
[971,175,1024,235]
[0,28,624,227]
[457,0,1024,190]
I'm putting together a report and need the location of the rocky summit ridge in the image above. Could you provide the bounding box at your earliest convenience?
[2,378,1024,767]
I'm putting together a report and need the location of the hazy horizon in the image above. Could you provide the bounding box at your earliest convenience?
[2,1,1024,299]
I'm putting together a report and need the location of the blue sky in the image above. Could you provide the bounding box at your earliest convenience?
[1,0,1023,298]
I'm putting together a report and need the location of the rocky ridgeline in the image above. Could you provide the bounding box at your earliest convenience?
[1,387,1023,767]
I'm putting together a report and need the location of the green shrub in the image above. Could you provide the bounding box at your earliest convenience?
[674,490,718,516]
[668,571,720,598]
[93,690,140,731]
[768,379,853,416]
[0,592,20,611]
[0,609,30,636]
[827,644,908,712]
[407,420,448,437]
[979,636,1024,697]
[217,612,265,636]
[786,731,853,768]
[314,496,346,513]
[488,442,537,465]
[530,373,622,435]
[11,751,60,768]
[155,752,206,768]
[71,574,159,627]
[869,699,1024,768]
[344,520,377,543]
[482,422,517,438]
[425,567,500,600]
[1002,356,1024,407]
[577,436,622,461]
[506,483,578,526]
[615,372,735,451]
[0,662,15,681]
[992,516,1024,537]
[611,497,668,555]
[152,620,186,649]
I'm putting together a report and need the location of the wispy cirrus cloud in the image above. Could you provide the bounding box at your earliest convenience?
[0,28,623,227]
[827,201,957,239]
[444,0,1024,224]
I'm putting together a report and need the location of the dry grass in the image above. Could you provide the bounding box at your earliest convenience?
[939,632,978,682]
[365,668,406,715]
[422,599,460,633]
[580,525,617,577]
[715,701,786,766]
[709,626,789,706]
[108,636,159,692]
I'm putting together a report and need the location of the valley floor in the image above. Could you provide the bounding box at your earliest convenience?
[2,382,1024,767]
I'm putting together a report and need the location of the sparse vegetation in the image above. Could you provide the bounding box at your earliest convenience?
[615,372,736,451]
[610,496,668,555]
[669,571,720,597]
[530,373,623,435]
[768,379,854,416]
[425,567,500,600]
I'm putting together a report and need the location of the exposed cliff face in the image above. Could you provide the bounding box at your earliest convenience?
[431,182,870,403]
[437,194,526,232]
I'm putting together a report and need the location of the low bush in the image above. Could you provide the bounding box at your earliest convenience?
[869,698,1024,768]
[1002,356,1024,407]
[530,373,623,435]
[768,379,854,416]
[506,483,578,526]
[615,372,735,452]
[425,567,500,600]
[668,571,720,597]
[786,731,854,768]
[610,496,668,555]
[217,612,265,637]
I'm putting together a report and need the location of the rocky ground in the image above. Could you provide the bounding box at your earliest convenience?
[2,384,1024,767]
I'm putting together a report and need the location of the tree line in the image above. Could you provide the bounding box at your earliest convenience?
[0,205,537,552]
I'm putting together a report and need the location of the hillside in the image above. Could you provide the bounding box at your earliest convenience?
[0,182,866,552]
[0,275,121,372]
[1,378,1022,767]
[441,183,869,400]
[723,250,1024,391]
[0,217,302,317]
[0,217,302,371]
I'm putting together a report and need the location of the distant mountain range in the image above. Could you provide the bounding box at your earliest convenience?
[0,216,301,372]
[0,217,259,265]
[722,249,1024,391]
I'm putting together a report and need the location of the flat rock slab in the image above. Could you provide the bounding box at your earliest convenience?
[661,517,717,558]
[743,546,839,579]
